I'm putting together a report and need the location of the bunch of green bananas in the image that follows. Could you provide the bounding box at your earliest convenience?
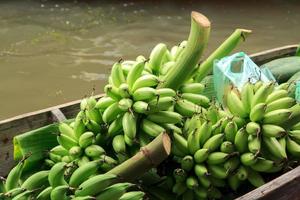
[0,159,144,200]
[164,81,300,199]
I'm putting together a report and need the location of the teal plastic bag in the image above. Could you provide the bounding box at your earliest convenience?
[213,52,276,103]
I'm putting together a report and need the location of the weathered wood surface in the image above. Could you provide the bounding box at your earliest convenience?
[236,165,300,200]
[0,94,102,176]
[0,45,299,198]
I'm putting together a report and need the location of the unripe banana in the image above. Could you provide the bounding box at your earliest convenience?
[73,119,86,139]
[85,145,105,158]
[187,129,201,155]
[289,130,300,142]
[194,148,209,163]
[11,190,32,200]
[132,87,157,101]
[141,119,165,137]
[181,93,210,108]
[206,105,219,124]
[182,190,195,200]
[236,165,248,180]
[127,61,145,90]
[240,152,257,166]
[224,121,238,143]
[173,168,188,182]
[50,145,69,157]
[175,99,203,117]
[111,61,126,87]
[75,174,117,196]
[277,82,290,90]
[69,146,83,158]
[208,164,228,179]
[226,89,248,118]
[3,187,26,198]
[224,157,240,173]
[266,89,288,103]
[21,170,49,190]
[199,120,212,146]
[186,176,199,189]
[172,181,187,196]
[86,119,101,133]
[248,135,261,154]
[104,84,122,100]
[36,186,52,200]
[181,155,194,171]
[118,98,133,111]
[118,83,130,98]
[48,162,67,187]
[147,111,182,124]
[59,122,77,140]
[247,168,265,187]
[96,96,115,110]
[203,134,224,152]
[266,97,295,113]
[45,159,55,167]
[262,124,286,138]
[132,101,149,114]
[95,182,134,200]
[263,109,292,125]
[131,74,159,92]
[251,82,274,108]
[99,155,118,172]
[77,156,90,167]
[286,137,300,157]
[161,123,182,134]
[207,152,230,165]
[228,173,241,191]
[156,88,176,97]
[138,131,152,147]
[5,160,24,191]
[241,81,254,113]
[79,132,95,148]
[102,102,124,123]
[180,83,205,94]
[119,191,145,200]
[85,108,103,124]
[57,133,78,150]
[107,117,123,138]
[220,141,235,153]
[160,61,175,75]
[49,152,62,163]
[194,164,209,177]
[124,134,135,146]
[250,103,267,122]
[122,112,137,139]
[250,157,274,172]
[112,135,126,153]
[149,96,174,112]
[246,122,261,136]
[194,186,208,199]
[50,185,70,200]
[210,176,226,188]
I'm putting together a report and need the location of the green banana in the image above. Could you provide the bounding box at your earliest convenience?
[224,121,237,143]
[50,145,69,157]
[175,99,203,117]
[111,61,126,87]
[286,137,300,157]
[262,124,286,138]
[95,182,134,200]
[79,132,95,148]
[180,83,205,94]
[181,93,210,108]
[228,174,241,191]
[85,145,105,158]
[59,123,77,140]
[21,170,49,190]
[122,112,137,139]
[107,117,123,138]
[75,174,117,196]
[236,165,248,180]
[131,74,159,92]
[266,89,288,104]
[127,61,145,90]
[132,87,157,101]
[172,182,187,196]
[203,134,224,152]
[223,157,240,173]
[247,168,265,187]
[73,119,86,139]
[148,43,167,74]
[250,157,274,172]
[149,96,174,112]
[207,152,230,165]
[194,187,208,199]
[266,97,295,113]
[118,98,133,111]
[251,82,274,108]
[119,191,145,200]
[249,103,267,122]
[220,141,235,153]
[95,96,115,110]
[173,168,187,182]
[147,111,182,124]
[208,165,228,179]
[48,162,67,187]
[226,89,248,118]
[173,132,189,155]
[50,185,70,200]
[36,186,52,200]
[104,85,122,101]
[263,109,292,125]
[194,149,209,163]
[132,101,149,114]
[248,135,261,154]
[241,81,254,113]
[112,135,126,153]
[181,155,194,171]
[69,146,83,158]
[118,83,130,98]
[199,120,212,146]
[142,119,165,137]
[156,88,176,97]
[187,129,201,155]
[194,164,209,177]
[57,133,78,150]
[186,176,199,189]
[102,102,124,123]
[246,122,261,136]
[240,152,257,166]
[5,160,24,191]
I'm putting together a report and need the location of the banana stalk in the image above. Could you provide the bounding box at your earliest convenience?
[195,28,252,82]
[107,133,171,181]
[159,11,211,89]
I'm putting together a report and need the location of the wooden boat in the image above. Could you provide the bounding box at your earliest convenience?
[0,44,299,199]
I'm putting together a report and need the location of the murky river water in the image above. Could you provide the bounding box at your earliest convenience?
[0,0,299,120]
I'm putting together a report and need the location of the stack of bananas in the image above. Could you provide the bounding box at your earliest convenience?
[164,81,300,199]
[0,159,144,200]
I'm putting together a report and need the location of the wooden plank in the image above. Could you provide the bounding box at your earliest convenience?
[51,108,67,122]
[250,44,298,65]
[0,94,102,176]
[236,166,300,200]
